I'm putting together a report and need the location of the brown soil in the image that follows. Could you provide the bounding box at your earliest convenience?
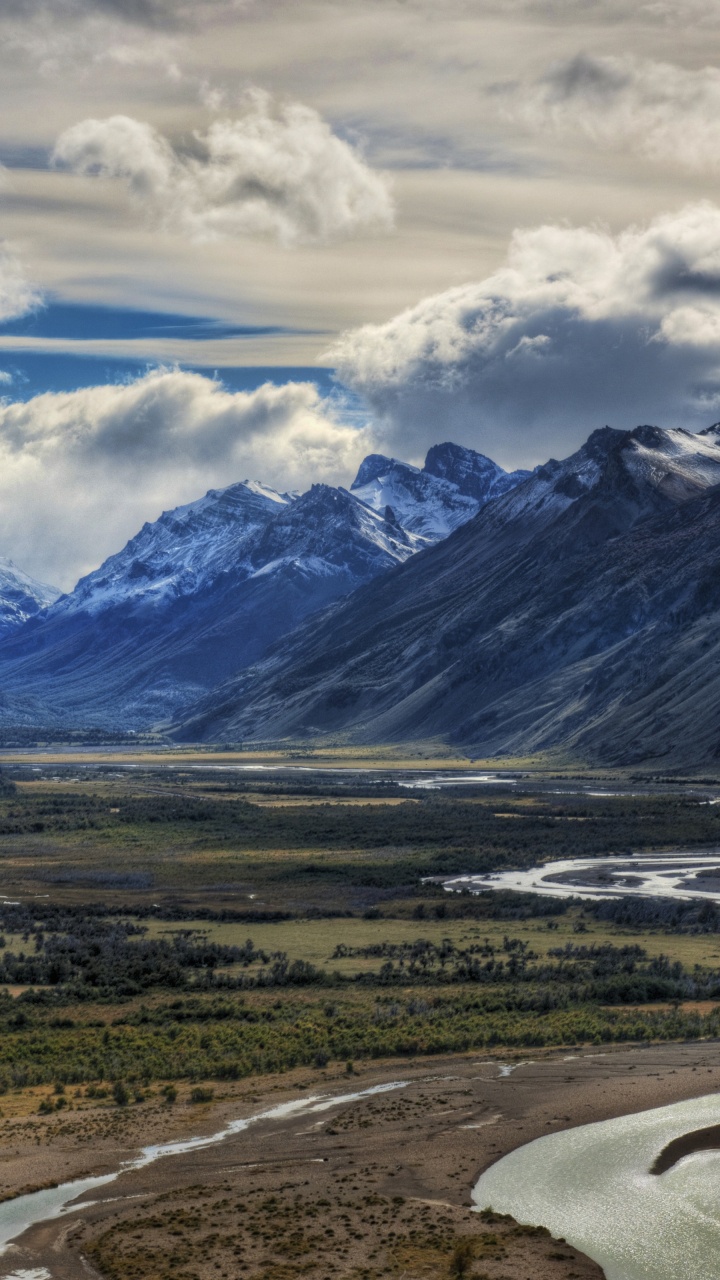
[2,1041,720,1280]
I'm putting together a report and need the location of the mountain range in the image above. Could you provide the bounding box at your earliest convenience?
[8,421,720,766]
[172,424,720,767]
[0,442,523,727]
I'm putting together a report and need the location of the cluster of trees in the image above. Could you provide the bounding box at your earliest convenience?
[0,989,718,1088]
[0,901,297,931]
[327,935,712,1003]
[0,921,270,998]
[587,895,720,933]
[3,782,720,871]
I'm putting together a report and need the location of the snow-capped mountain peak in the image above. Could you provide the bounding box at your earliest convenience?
[56,479,292,618]
[244,482,426,578]
[484,423,720,544]
[350,442,529,542]
[351,453,420,488]
[0,558,60,637]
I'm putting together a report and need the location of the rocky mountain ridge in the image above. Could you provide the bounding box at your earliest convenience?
[173,424,720,766]
[350,443,529,542]
[0,440,517,726]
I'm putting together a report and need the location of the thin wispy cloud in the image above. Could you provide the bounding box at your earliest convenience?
[502,53,720,171]
[0,0,246,31]
[53,93,395,246]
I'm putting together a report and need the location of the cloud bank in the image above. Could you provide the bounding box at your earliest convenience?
[331,203,720,463]
[0,369,372,589]
[53,94,395,245]
[504,53,720,170]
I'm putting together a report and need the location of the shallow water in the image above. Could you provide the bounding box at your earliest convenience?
[473,1091,720,1280]
[0,1080,408,1260]
[444,852,720,902]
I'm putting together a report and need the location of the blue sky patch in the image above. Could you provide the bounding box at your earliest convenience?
[0,351,337,400]
[0,300,316,343]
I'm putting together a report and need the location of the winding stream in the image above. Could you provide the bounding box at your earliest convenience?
[0,1081,408,1261]
[473,1091,720,1280]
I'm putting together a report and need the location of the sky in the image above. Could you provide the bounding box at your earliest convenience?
[5,0,720,587]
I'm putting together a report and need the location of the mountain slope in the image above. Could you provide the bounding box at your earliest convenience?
[173,425,720,766]
[0,559,60,637]
[54,480,292,619]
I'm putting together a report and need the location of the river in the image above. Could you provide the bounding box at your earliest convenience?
[443,852,720,902]
[473,1090,720,1280]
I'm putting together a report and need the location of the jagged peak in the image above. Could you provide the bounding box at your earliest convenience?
[423,440,530,502]
[424,440,500,477]
[350,454,419,489]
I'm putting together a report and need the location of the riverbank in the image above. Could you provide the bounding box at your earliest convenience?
[2,1041,720,1280]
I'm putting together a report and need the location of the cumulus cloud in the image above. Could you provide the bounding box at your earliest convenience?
[330,203,720,464]
[53,94,395,246]
[503,53,720,170]
[0,368,373,589]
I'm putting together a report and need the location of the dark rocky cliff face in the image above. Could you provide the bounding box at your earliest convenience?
[423,441,530,502]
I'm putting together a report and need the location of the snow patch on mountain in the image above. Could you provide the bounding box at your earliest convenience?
[622,425,720,498]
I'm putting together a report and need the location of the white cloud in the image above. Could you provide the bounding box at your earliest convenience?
[330,203,720,464]
[503,53,720,171]
[0,368,374,589]
[0,244,40,323]
[53,93,395,246]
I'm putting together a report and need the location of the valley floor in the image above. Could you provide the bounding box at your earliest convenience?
[2,753,720,1279]
[3,1043,720,1280]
